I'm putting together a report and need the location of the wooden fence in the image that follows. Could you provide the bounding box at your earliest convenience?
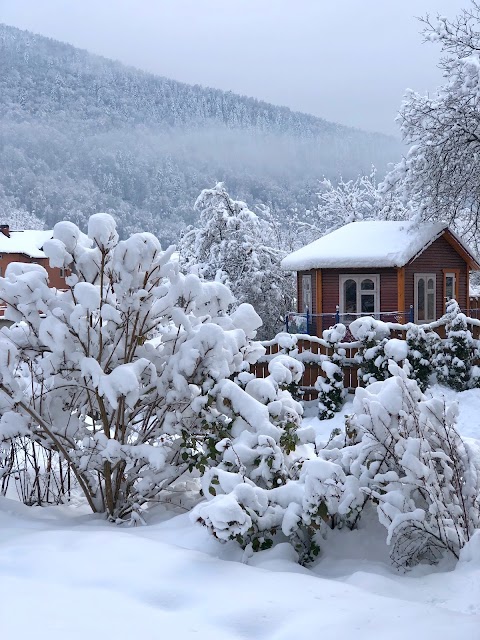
[251,314,480,401]
[250,336,360,401]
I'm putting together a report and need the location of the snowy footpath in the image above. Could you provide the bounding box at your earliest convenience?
[1,386,480,640]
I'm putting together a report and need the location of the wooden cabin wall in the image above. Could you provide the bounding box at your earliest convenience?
[404,236,467,318]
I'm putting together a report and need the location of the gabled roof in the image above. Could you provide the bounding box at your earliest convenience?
[281,220,480,271]
[0,230,53,258]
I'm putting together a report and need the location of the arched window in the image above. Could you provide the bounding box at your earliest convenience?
[343,279,357,313]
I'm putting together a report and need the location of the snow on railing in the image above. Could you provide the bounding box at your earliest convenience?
[284,308,480,337]
[254,310,480,396]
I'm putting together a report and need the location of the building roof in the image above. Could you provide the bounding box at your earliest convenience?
[0,230,53,258]
[281,220,479,270]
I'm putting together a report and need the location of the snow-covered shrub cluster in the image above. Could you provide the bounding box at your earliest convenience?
[341,363,480,566]
[193,355,308,553]
[0,213,305,521]
[195,360,480,568]
[349,310,479,393]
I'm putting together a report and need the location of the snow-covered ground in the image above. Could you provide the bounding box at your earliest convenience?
[1,386,480,639]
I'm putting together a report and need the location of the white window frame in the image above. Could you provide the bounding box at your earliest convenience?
[301,274,312,313]
[339,274,380,317]
[414,273,436,324]
[444,271,457,302]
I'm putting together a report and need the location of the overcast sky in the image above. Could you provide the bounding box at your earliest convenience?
[1,0,468,135]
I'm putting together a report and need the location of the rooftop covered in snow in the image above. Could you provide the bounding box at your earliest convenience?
[0,230,53,258]
[281,220,479,270]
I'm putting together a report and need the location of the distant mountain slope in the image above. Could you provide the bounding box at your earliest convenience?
[0,23,402,241]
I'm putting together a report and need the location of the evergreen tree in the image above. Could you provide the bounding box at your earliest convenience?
[435,300,473,391]
[179,183,294,339]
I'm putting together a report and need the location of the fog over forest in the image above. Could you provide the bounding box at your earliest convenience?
[0,23,401,242]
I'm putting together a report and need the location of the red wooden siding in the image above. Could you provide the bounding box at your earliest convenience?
[404,235,468,318]
[0,254,67,289]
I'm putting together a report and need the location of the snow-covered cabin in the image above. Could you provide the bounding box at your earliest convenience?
[281,221,480,335]
[0,226,67,290]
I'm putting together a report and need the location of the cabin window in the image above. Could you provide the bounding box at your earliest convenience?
[444,270,459,304]
[60,268,67,278]
[339,275,379,319]
[301,274,312,313]
[414,274,436,323]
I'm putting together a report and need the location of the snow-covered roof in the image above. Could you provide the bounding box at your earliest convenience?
[0,230,53,258]
[281,221,450,270]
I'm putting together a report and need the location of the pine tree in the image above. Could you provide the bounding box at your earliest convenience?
[178,183,294,339]
[435,300,473,391]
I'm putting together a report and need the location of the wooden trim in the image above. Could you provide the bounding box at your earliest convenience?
[397,267,405,322]
[443,230,480,270]
[442,268,460,302]
[296,273,301,313]
[467,270,471,313]
[315,269,322,316]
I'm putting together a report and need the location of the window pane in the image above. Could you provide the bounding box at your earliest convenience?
[445,275,455,300]
[427,292,435,320]
[361,294,375,313]
[361,278,374,291]
[417,277,425,321]
[427,278,435,290]
[344,279,357,313]
[302,275,312,312]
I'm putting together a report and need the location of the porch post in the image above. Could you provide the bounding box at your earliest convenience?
[397,266,405,323]
[315,269,322,337]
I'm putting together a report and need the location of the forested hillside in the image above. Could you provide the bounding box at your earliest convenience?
[0,24,401,241]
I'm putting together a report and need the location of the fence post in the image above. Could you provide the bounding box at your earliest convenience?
[409,304,414,323]
[306,309,310,335]
[335,305,340,324]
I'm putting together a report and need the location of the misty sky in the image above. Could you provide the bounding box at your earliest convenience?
[1,0,468,135]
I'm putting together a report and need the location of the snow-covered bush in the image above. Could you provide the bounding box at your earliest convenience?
[316,323,347,420]
[316,361,344,420]
[406,324,439,392]
[434,300,473,391]
[193,355,306,552]
[194,359,480,568]
[342,363,480,567]
[350,316,391,385]
[178,183,294,339]
[0,213,281,520]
